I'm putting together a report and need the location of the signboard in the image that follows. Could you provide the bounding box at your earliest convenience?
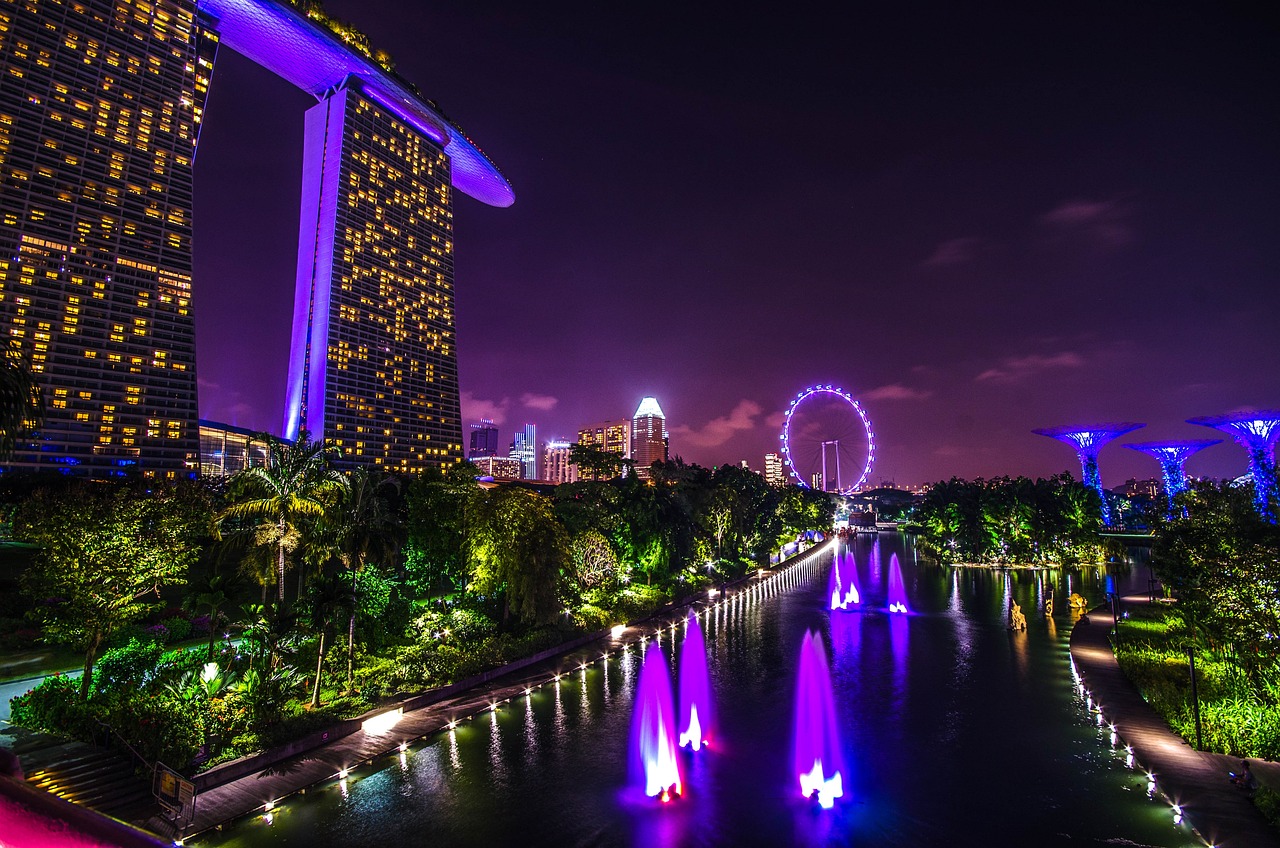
[154,763,195,814]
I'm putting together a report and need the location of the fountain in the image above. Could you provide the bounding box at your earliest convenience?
[828,548,860,611]
[678,612,714,751]
[630,642,683,802]
[887,553,910,614]
[792,631,846,809]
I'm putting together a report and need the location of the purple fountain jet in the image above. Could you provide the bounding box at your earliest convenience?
[887,553,910,614]
[793,631,846,809]
[630,642,683,802]
[678,612,714,751]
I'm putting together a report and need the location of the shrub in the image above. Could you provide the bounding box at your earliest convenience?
[1254,786,1280,830]
[8,675,92,737]
[91,638,164,697]
[160,616,192,643]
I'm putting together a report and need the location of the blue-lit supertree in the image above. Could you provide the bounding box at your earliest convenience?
[1033,423,1145,526]
[1123,440,1221,517]
[1187,411,1280,522]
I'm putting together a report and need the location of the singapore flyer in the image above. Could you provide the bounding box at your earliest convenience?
[780,385,875,494]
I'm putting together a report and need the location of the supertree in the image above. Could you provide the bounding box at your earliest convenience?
[1187,411,1280,522]
[1123,440,1221,516]
[1033,423,1145,526]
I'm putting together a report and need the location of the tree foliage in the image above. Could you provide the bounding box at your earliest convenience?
[15,480,211,698]
[0,348,41,461]
[466,486,569,625]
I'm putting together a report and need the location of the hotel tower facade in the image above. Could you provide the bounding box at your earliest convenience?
[0,0,512,477]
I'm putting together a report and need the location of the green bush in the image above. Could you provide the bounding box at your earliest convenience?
[91,638,164,697]
[160,616,192,643]
[1254,786,1280,830]
[9,675,92,737]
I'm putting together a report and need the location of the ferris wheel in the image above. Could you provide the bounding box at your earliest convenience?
[780,385,876,494]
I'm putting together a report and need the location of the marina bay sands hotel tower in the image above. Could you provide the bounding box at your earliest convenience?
[0,0,512,477]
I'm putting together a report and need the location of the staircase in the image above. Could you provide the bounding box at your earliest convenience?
[9,729,158,824]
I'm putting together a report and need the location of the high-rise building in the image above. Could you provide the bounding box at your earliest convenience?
[0,0,217,477]
[509,422,537,479]
[764,452,785,486]
[0,0,513,479]
[631,396,668,479]
[472,455,520,480]
[543,440,577,485]
[283,82,462,473]
[469,419,499,458]
[577,419,631,458]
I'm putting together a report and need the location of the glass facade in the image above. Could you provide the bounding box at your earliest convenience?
[284,82,462,473]
[0,0,217,476]
[198,418,268,476]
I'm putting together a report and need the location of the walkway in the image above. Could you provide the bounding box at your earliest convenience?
[167,543,831,840]
[1070,598,1279,848]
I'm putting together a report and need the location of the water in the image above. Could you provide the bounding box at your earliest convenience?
[201,535,1194,848]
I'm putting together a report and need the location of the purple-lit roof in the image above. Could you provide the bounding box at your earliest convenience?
[1031,423,1146,451]
[1187,410,1280,446]
[1123,439,1221,461]
[199,0,515,207]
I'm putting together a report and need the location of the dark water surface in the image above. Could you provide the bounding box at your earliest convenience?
[202,536,1195,848]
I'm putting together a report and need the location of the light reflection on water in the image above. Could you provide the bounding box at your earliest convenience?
[201,536,1196,848]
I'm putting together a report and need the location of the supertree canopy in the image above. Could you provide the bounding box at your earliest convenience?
[1123,439,1221,515]
[1033,423,1145,526]
[1187,411,1280,522]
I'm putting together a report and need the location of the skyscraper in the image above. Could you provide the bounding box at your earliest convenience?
[469,419,499,458]
[577,419,631,459]
[509,422,537,479]
[0,0,217,476]
[0,0,513,478]
[283,82,462,473]
[631,396,668,479]
[543,440,577,485]
[764,452,785,486]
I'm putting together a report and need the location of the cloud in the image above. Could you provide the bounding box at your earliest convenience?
[976,352,1085,383]
[460,391,510,425]
[764,410,787,430]
[1040,198,1133,249]
[863,383,932,402]
[671,399,763,449]
[917,237,983,270]
[520,392,559,412]
[197,377,221,391]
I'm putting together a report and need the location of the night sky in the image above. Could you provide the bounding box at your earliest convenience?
[193,1,1279,487]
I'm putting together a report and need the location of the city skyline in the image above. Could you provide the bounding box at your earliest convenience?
[185,1,1277,486]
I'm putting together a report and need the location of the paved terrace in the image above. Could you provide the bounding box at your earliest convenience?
[167,542,832,842]
[1070,598,1280,848]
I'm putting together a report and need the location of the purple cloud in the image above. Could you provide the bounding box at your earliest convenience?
[671,399,762,449]
[1041,198,1133,249]
[863,383,932,401]
[976,351,1085,383]
[460,391,510,425]
[520,392,559,412]
[917,236,984,269]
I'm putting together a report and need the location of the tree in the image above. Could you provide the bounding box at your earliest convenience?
[466,486,569,625]
[217,432,346,604]
[16,481,211,699]
[334,466,401,691]
[404,463,476,598]
[0,348,41,461]
[305,571,355,707]
[569,442,630,481]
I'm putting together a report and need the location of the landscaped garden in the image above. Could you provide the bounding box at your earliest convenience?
[1,435,833,775]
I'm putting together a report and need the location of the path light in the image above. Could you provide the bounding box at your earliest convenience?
[338,768,348,779]
[399,742,408,752]
[524,687,532,696]
[611,624,626,639]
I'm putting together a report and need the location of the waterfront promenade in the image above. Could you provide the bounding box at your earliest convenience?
[1070,599,1280,848]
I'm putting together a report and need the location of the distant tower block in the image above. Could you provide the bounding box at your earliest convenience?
[1188,411,1280,521]
[1033,423,1145,526]
[1124,440,1221,514]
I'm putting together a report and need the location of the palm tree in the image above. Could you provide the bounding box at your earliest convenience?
[305,571,355,708]
[0,348,41,461]
[217,432,346,605]
[334,467,401,691]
